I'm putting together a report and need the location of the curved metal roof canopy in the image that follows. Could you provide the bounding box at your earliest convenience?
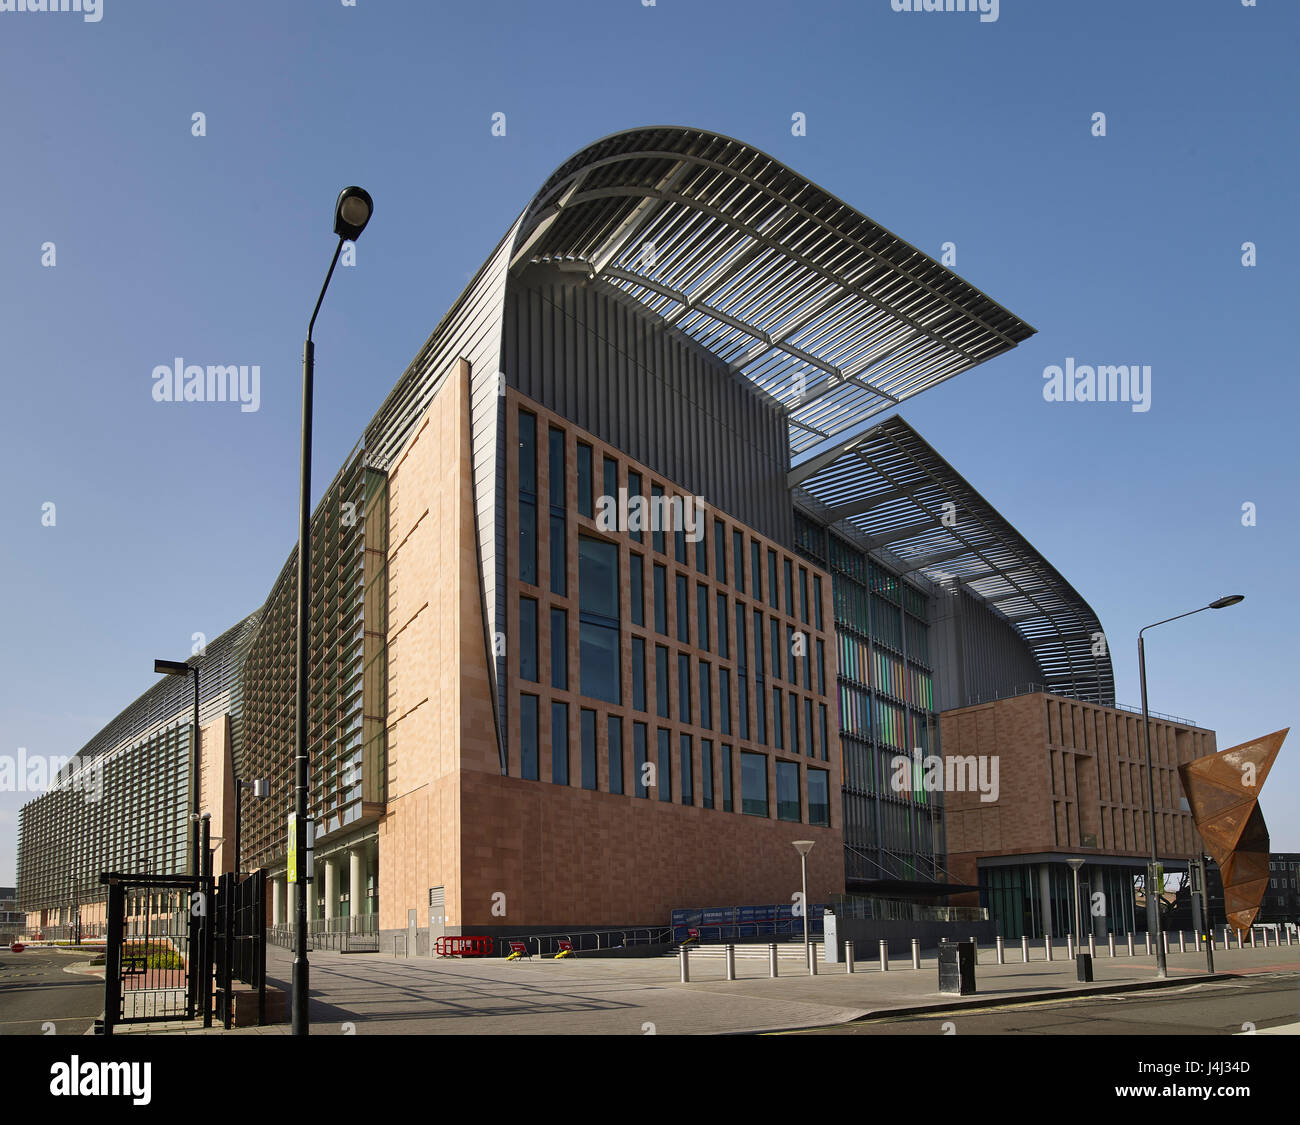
[796,415,1116,706]
[510,126,1035,474]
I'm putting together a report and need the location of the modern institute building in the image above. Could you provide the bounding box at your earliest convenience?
[18,128,1120,949]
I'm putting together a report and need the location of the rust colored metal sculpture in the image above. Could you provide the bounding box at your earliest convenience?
[1177,729,1287,935]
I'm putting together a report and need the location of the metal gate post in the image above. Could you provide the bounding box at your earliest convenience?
[103,882,124,1037]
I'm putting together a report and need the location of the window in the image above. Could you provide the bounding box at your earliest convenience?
[799,567,809,624]
[767,550,779,609]
[577,443,593,518]
[657,729,672,802]
[551,702,569,785]
[813,575,823,626]
[805,699,815,762]
[548,427,565,508]
[675,520,687,565]
[697,584,710,650]
[699,661,712,730]
[776,761,800,822]
[737,675,749,741]
[519,598,538,682]
[581,709,597,790]
[518,411,537,584]
[733,530,744,592]
[817,639,826,694]
[651,484,665,554]
[751,541,762,602]
[784,558,794,616]
[702,740,715,809]
[696,519,708,575]
[656,645,669,717]
[676,574,689,643]
[608,716,624,795]
[549,607,566,690]
[632,637,646,712]
[770,619,781,682]
[678,653,691,723]
[789,692,799,753]
[741,751,768,816]
[716,594,729,659]
[549,514,566,596]
[773,689,783,749]
[714,519,726,580]
[653,564,667,635]
[579,536,621,704]
[680,735,694,805]
[633,722,648,798]
[786,625,797,682]
[721,745,733,812]
[819,704,828,761]
[753,611,765,677]
[602,456,617,515]
[719,669,731,736]
[521,695,539,780]
[627,471,643,543]
[630,554,644,627]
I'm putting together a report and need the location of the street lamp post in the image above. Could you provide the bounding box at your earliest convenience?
[154,657,200,878]
[292,186,373,1038]
[792,840,815,966]
[1138,594,1243,979]
[234,778,269,879]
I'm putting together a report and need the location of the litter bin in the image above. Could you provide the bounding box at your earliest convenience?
[1076,952,1093,982]
[938,939,976,995]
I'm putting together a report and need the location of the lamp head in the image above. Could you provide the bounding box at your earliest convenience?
[1209,594,1244,609]
[333,186,373,241]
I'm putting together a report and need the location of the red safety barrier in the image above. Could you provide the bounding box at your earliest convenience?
[434,934,495,958]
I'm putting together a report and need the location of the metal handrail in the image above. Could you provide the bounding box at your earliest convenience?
[499,927,673,957]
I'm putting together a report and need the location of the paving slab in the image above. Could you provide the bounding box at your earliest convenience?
[104,940,1300,1035]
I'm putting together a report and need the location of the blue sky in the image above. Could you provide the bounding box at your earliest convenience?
[2,0,1296,882]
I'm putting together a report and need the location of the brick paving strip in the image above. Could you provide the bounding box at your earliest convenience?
[102,942,1300,1036]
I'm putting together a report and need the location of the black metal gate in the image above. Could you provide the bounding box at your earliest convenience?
[213,869,267,1029]
[101,872,203,1034]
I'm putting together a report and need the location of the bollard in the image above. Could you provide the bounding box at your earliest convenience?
[879,939,889,972]
[680,946,690,983]
[1162,932,1169,955]
[1223,925,1231,947]
[1194,929,1201,950]
[1179,931,1186,953]
[1108,933,1115,957]
[911,938,920,970]
[769,943,779,978]
[846,943,855,974]
[1250,927,1257,949]
[808,943,818,976]
[1127,933,1135,956]
[725,944,736,981]
[1088,932,1096,958]
[969,937,978,965]
[1144,933,1152,956]
[1235,929,1242,950]
[1044,934,1053,962]
[1021,935,1030,963]
[996,935,1005,965]
[1287,928,1293,947]
[1066,934,1075,959]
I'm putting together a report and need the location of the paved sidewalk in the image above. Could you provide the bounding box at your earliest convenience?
[105,939,1300,1036]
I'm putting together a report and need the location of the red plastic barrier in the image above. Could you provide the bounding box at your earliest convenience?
[434,934,494,957]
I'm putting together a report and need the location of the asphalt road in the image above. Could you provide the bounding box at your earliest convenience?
[778,972,1300,1035]
[0,948,104,1036]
